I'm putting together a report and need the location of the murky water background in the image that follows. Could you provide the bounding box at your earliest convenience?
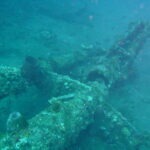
[0,0,150,149]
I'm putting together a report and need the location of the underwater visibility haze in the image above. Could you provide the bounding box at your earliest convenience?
[0,0,150,149]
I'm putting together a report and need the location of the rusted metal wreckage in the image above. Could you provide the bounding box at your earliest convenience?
[0,22,150,149]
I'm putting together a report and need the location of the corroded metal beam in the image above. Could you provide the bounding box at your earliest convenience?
[0,73,138,149]
[0,22,149,149]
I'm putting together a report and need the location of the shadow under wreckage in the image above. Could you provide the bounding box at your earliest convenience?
[0,22,150,150]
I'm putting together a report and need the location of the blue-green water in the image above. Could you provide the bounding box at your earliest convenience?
[0,0,150,149]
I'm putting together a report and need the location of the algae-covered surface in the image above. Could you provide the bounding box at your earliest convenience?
[0,0,150,149]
